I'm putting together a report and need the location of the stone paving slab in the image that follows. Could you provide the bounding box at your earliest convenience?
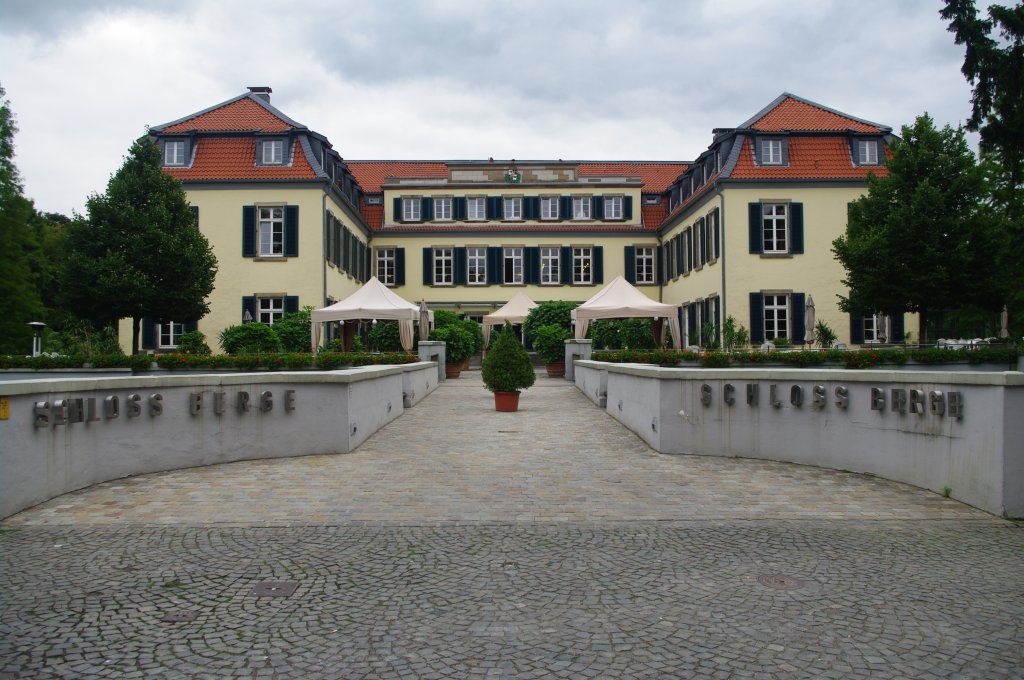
[1,372,1022,678]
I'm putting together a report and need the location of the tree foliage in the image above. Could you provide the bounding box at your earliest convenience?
[0,84,45,354]
[832,114,1006,342]
[523,300,577,342]
[63,138,218,353]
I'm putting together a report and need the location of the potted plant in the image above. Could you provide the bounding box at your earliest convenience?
[430,325,473,378]
[481,322,536,411]
[533,323,571,377]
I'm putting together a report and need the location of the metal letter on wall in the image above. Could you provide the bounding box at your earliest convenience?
[126,394,142,418]
[148,394,163,417]
[214,391,226,415]
[948,392,964,419]
[33,401,50,428]
[929,390,945,416]
[189,392,203,416]
[870,387,886,411]
[284,390,296,412]
[834,386,849,409]
[909,389,925,415]
[811,385,827,409]
[104,395,119,419]
[237,391,250,413]
[891,388,908,414]
[260,391,273,412]
[52,399,67,426]
[700,384,713,407]
[790,385,804,407]
[746,384,758,406]
[723,384,735,406]
[769,384,782,408]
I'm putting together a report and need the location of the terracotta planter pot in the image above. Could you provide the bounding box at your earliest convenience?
[493,390,520,412]
[445,363,462,379]
[544,361,566,378]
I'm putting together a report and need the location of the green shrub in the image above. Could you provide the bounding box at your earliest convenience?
[590,318,656,350]
[456,318,484,356]
[813,320,838,349]
[272,307,312,352]
[523,301,577,342]
[721,315,749,351]
[366,321,403,352]
[45,321,124,357]
[178,331,211,355]
[482,322,536,393]
[533,324,571,364]
[219,323,281,354]
[429,325,474,364]
[432,309,462,329]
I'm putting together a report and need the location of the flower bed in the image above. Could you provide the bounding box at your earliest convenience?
[0,352,419,372]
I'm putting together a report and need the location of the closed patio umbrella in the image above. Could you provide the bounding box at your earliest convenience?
[419,300,431,342]
[804,295,816,345]
[1000,305,1010,339]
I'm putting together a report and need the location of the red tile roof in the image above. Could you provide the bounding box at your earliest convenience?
[578,162,688,193]
[360,202,384,229]
[729,137,890,179]
[164,138,318,180]
[346,162,449,193]
[749,97,882,133]
[641,202,668,230]
[163,98,295,133]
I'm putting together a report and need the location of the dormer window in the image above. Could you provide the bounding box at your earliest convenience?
[857,139,880,165]
[259,139,285,165]
[163,140,186,166]
[761,138,784,165]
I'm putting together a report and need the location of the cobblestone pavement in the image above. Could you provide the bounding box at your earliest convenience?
[2,372,1022,678]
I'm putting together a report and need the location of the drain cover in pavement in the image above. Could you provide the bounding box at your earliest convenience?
[250,581,299,597]
[161,610,198,622]
[757,574,804,590]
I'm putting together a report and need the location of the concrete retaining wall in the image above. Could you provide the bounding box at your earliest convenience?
[0,363,438,519]
[575,361,1024,518]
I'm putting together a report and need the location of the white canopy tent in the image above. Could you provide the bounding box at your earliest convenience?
[481,291,538,349]
[310,277,433,352]
[571,276,682,350]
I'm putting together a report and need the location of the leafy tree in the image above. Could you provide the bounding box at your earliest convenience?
[367,320,403,352]
[523,300,577,342]
[832,114,1005,343]
[0,84,45,354]
[63,138,218,353]
[273,306,313,353]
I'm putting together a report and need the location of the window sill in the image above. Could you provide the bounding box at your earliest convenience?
[255,256,289,262]
[760,253,794,259]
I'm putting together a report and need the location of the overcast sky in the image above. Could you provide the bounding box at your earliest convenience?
[1,0,977,216]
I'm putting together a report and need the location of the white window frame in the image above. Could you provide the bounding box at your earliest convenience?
[572,196,591,220]
[262,139,284,165]
[503,196,523,221]
[761,203,789,254]
[376,247,396,286]
[467,246,487,286]
[503,246,524,284]
[402,197,422,222]
[258,206,284,257]
[258,296,285,325]
[540,246,560,285]
[572,246,593,285]
[540,196,559,220]
[858,140,879,165]
[761,139,783,165]
[467,196,486,221]
[434,197,452,221]
[158,321,184,348]
[164,140,185,166]
[763,294,789,341]
[604,196,623,220]
[433,247,453,285]
[635,246,655,285]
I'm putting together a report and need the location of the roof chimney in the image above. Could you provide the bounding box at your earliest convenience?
[247,86,272,103]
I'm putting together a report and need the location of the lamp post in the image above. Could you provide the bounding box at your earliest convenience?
[27,321,46,357]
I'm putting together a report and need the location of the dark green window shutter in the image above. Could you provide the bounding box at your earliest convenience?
[393,197,402,223]
[687,304,697,342]
[713,298,721,344]
[422,197,434,221]
[284,205,299,257]
[242,296,257,324]
[680,232,688,272]
[395,248,406,286]
[185,320,198,333]
[790,293,806,344]
[524,247,540,284]
[486,196,501,220]
[141,317,156,350]
[712,208,720,258]
[624,246,636,284]
[333,221,341,265]
[624,196,633,220]
[559,196,571,221]
[242,206,256,257]
[790,203,804,254]
[560,246,573,284]
[190,206,199,226]
[892,314,905,342]
[341,227,350,272]
[453,197,467,221]
[593,246,603,284]
[699,217,708,265]
[359,241,367,281]
[592,196,604,220]
[422,248,432,285]
[284,295,299,314]
[656,246,663,284]
[748,203,763,254]
[487,247,502,285]
[524,197,539,220]
[749,293,765,343]
[849,315,865,344]
[454,247,467,285]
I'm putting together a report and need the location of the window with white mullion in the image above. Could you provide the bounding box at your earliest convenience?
[435,197,452,220]
[604,196,623,220]
[503,197,522,220]
[263,140,284,165]
[467,247,487,285]
[573,247,593,284]
[540,196,559,220]
[158,321,184,348]
[503,247,523,284]
[164,141,185,166]
[376,248,396,286]
[258,206,284,256]
[402,197,421,222]
[433,247,453,285]
[761,139,783,165]
[467,197,486,221]
[635,246,655,284]
[258,297,284,324]
[761,203,788,254]
[540,247,560,284]
[763,294,789,341]
[572,196,591,219]
[858,140,879,165]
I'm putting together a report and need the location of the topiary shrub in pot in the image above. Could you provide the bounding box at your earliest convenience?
[481,322,536,411]
[533,323,572,377]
